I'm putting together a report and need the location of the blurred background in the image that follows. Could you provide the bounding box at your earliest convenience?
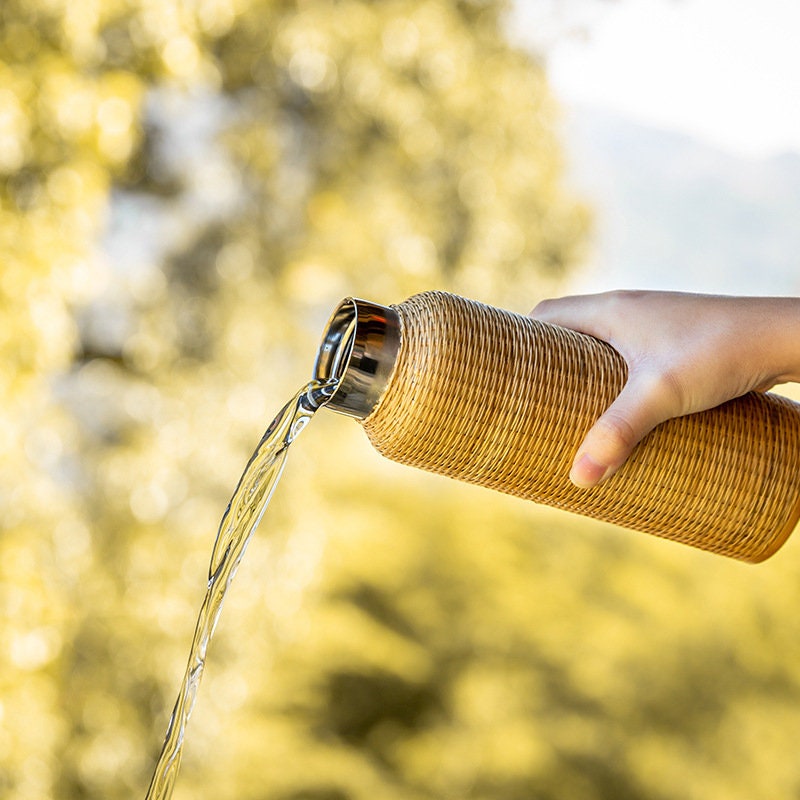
[3,0,800,798]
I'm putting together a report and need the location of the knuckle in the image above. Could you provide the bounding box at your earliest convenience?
[605,288,645,309]
[637,368,685,410]
[593,412,639,453]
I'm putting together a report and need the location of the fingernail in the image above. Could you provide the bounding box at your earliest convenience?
[569,452,609,489]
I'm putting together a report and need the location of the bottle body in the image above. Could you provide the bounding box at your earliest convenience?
[318,291,800,562]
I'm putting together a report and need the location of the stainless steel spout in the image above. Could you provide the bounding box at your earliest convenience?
[314,297,401,419]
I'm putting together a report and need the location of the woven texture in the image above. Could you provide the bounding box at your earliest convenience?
[362,291,800,562]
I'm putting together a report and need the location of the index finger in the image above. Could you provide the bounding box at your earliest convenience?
[529,292,619,342]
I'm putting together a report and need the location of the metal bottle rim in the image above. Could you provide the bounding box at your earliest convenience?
[313,297,401,419]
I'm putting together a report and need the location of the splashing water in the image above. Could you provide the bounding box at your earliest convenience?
[145,378,337,800]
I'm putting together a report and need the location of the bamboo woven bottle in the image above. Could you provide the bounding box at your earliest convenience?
[315,290,800,562]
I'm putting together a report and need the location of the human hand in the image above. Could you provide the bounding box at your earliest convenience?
[530,290,800,488]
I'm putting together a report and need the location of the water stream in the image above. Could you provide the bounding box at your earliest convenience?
[144,377,337,800]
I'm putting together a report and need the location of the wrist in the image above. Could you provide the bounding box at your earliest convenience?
[763,298,800,386]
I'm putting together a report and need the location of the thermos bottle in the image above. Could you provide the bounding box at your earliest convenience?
[314,291,800,562]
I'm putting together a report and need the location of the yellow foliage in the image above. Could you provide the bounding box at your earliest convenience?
[4,1,800,800]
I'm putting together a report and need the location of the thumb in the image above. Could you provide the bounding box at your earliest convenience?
[569,374,673,489]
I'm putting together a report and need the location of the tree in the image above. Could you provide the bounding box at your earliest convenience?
[5,2,800,800]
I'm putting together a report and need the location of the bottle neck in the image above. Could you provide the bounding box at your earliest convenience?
[314,297,400,419]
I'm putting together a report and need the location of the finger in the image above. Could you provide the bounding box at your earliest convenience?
[530,293,618,342]
[569,373,674,489]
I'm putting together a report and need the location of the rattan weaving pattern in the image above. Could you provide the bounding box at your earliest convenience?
[362,291,800,562]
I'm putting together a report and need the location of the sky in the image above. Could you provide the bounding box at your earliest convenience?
[512,0,800,159]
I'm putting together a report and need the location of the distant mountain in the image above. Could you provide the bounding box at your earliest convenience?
[559,106,800,295]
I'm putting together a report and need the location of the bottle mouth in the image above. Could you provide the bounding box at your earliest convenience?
[313,297,401,419]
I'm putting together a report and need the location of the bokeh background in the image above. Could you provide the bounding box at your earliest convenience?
[3,1,800,798]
